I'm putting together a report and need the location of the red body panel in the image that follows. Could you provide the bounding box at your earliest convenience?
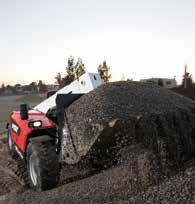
[10,110,56,153]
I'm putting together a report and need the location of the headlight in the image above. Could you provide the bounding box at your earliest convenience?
[28,120,42,128]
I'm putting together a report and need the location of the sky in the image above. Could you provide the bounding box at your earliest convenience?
[0,0,195,85]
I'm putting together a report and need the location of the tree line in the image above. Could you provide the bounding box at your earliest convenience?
[0,80,48,94]
[181,69,193,88]
[0,56,112,95]
[55,56,112,88]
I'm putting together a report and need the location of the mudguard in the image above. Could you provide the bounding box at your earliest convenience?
[28,135,53,144]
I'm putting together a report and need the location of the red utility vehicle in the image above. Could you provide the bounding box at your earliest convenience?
[7,73,102,191]
[8,106,59,191]
[7,93,82,191]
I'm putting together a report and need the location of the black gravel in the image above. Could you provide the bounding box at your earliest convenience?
[66,81,194,172]
[1,148,192,204]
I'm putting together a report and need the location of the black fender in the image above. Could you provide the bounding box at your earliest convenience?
[28,135,54,144]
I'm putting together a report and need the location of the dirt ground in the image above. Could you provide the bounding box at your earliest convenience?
[0,134,192,204]
[0,94,45,134]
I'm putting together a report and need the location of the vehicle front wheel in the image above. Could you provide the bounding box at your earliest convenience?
[27,141,60,191]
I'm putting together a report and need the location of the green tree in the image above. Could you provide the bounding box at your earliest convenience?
[182,71,193,88]
[55,56,86,87]
[6,85,16,94]
[28,82,37,92]
[66,56,75,78]
[61,75,75,86]
[14,84,21,88]
[55,73,63,88]
[6,85,11,89]
[14,84,21,92]
[63,56,77,86]
[74,57,85,79]
[65,56,86,81]
[97,61,111,83]
[38,80,48,92]
[1,83,5,92]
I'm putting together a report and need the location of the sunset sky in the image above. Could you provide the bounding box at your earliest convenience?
[0,0,195,85]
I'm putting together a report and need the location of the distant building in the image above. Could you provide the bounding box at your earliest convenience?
[140,78,177,89]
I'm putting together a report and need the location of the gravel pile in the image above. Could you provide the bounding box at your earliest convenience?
[0,81,194,203]
[130,168,192,204]
[66,81,194,172]
[1,147,192,204]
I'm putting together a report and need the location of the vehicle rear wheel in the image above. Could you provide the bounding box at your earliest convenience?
[7,129,17,159]
[27,141,60,191]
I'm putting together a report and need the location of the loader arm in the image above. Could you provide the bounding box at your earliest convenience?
[34,73,102,114]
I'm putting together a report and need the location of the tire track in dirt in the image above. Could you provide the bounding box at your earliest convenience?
[0,137,28,196]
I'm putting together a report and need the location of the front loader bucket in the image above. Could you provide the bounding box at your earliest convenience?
[59,81,194,167]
